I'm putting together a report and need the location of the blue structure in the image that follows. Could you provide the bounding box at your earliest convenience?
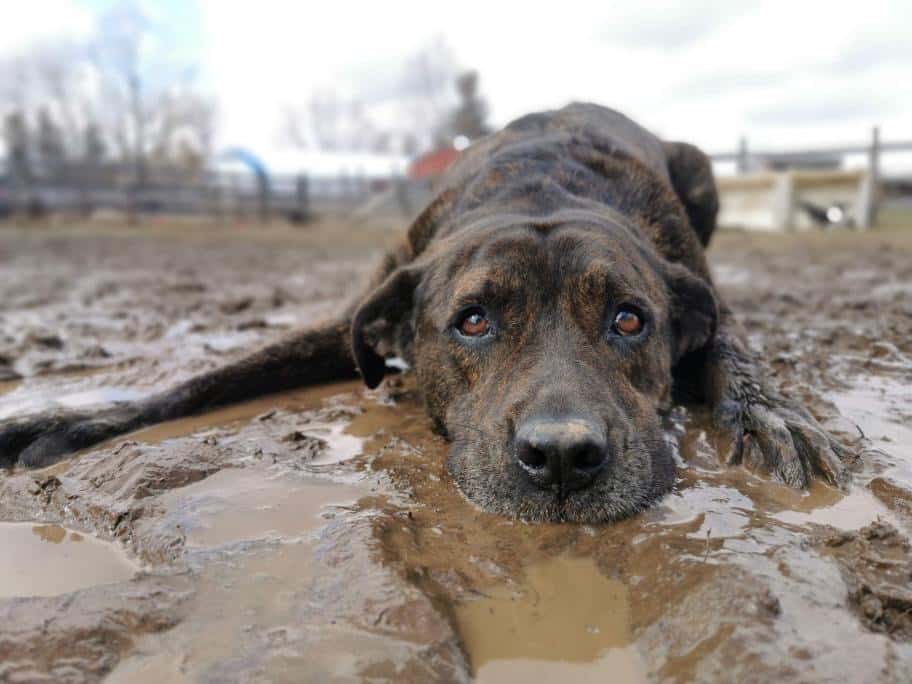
[219,147,271,221]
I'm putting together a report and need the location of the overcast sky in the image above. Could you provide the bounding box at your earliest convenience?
[4,0,911,170]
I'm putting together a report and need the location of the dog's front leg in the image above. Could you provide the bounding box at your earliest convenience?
[0,320,357,468]
[703,308,853,488]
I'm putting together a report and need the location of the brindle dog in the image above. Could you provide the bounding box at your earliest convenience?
[0,104,851,522]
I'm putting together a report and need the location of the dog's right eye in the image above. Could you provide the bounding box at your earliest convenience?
[455,308,491,337]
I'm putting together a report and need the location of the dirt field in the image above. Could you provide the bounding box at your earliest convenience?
[1,220,911,683]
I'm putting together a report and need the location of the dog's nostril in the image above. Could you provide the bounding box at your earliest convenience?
[573,442,607,472]
[517,443,547,470]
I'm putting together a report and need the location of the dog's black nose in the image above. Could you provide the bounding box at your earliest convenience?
[514,417,609,494]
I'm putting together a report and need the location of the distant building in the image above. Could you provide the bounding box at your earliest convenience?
[408,147,460,181]
[216,148,408,180]
[747,152,843,173]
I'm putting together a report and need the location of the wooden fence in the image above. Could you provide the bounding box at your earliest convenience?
[0,168,425,225]
[2,130,910,229]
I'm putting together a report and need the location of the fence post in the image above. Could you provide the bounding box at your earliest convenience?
[736,136,749,174]
[859,126,881,229]
[340,170,351,203]
[771,171,795,231]
[295,174,310,223]
[356,169,367,201]
[256,171,271,224]
[209,175,224,226]
[126,184,138,226]
[394,176,412,219]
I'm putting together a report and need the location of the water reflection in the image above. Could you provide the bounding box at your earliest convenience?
[0,522,137,598]
[455,556,646,683]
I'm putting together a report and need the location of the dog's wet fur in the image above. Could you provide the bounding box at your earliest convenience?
[1,104,853,523]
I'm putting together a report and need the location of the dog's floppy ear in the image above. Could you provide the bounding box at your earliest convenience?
[663,141,719,248]
[663,262,718,361]
[351,188,456,389]
[351,265,422,389]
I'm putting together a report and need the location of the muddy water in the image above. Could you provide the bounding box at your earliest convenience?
[156,467,364,548]
[360,367,912,680]
[2,367,911,681]
[0,522,138,598]
[109,472,369,682]
[456,555,646,683]
[124,380,364,445]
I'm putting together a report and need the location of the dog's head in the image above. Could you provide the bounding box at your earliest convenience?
[351,210,717,523]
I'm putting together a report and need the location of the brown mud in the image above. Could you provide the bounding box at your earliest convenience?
[1,224,912,682]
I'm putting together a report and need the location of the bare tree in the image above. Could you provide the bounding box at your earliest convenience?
[80,120,107,214]
[90,1,153,188]
[83,121,106,166]
[36,107,66,180]
[3,111,32,184]
[0,41,105,158]
[308,91,344,151]
[280,37,460,156]
[84,2,214,172]
[31,41,91,156]
[149,89,215,173]
[283,92,379,153]
[0,3,215,176]
[400,38,458,149]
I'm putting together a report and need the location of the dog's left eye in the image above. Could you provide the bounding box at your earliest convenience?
[611,306,644,337]
[456,308,491,337]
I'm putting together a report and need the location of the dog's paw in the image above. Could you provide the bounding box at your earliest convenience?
[0,407,137,468]
[714,397,852,489]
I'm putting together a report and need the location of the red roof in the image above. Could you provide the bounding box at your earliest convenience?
[408,148,460,179]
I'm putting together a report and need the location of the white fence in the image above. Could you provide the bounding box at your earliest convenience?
[711,128,912,231]
[716,170,873,231]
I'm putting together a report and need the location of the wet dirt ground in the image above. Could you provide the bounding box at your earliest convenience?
[1,222,911,683]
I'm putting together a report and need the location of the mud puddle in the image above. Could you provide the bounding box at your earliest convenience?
[81,382,464,681]
[3,368,912,682]
[95,369,912,682]
[831,374,912,461]
[156,467,363,548]
[456,555,646,683]
[362,371,912,681]
[123,380,362,446]
[0,522,138,598]
[110,470,373,682]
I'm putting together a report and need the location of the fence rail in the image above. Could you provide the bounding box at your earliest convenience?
[0,170,427,225]
[709,127,912,229]
[711,140,912,163]
[2,131,910,228]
